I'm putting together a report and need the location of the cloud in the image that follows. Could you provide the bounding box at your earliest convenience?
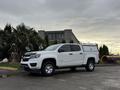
[0,0,120,53]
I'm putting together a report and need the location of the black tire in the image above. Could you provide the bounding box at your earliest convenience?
[85,60,95,72]
[41,61,55,76]
[70,67,76,71]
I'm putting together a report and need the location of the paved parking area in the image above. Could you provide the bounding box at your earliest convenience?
[0,66,120,90]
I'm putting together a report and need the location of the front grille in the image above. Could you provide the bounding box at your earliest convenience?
[30,63,37,67]
[21,64,30,71]
[24,55,31,57]
[21,64,28,67]
[23,58,29,62]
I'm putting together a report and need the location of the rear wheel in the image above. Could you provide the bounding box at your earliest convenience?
[70,67,76,71]
[41,61,55,76]
[85,60,95,72]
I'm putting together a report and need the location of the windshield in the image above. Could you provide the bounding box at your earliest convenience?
[45,44,60,51]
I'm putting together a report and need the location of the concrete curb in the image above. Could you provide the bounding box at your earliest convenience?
[0,67,17,71]
[96,64,120,67]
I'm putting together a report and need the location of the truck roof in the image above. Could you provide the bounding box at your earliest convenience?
[52,43,97,46]
[82,43,97,46]
[53,43,80,46]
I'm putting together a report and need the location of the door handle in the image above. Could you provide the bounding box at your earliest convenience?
[69,53,73,55]
[80,53,83,54]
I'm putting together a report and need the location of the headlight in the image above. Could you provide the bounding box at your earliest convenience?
[30,54,41,59]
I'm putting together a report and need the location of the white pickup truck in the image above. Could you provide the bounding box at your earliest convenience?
[21,43,99,76]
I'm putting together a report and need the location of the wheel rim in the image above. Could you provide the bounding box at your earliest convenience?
[45,64,53,74]
[89,63,94,70]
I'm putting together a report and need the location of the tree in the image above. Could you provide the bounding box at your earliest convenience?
[0,23,44,62]
[99,44,109,58]
[69,40,74,43]
[99,47,103,58]
[53,40,58,44]
[44,35,49,47]
[4,24,12,34]
[61,39,66,43]
[1,24,14,61]
[103,45,109,55]
[13,23,43,61]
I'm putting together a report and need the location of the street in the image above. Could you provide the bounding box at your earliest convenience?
[0,66,120,90]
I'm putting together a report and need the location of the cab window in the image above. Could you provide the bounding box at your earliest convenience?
[58,45,71,52]
[71,45,81,51]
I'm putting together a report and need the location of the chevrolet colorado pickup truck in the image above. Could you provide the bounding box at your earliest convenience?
[21,43,99,76]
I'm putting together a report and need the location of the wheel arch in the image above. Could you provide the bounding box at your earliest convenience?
[42,58,57,67]
[87,57,95,63]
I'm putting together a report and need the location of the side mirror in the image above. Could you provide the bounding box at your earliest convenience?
[58,49,64,53]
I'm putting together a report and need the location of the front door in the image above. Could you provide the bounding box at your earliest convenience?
[57,45,73,66]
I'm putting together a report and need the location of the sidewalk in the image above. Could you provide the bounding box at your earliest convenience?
[0,67,18,78]
[96,64,120,67]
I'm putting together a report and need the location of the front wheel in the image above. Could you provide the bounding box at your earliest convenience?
[85,60,95,72]
[41,61,55,76]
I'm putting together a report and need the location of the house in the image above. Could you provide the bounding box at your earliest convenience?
[38,29,79,43]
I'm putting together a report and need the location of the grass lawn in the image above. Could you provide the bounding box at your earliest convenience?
[0,63,20,70]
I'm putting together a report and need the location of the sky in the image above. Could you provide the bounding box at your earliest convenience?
[0,0,120,54]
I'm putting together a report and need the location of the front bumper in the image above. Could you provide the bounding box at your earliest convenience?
[21,64,30,71]
[20,58,42,71]
[20,64,41,73]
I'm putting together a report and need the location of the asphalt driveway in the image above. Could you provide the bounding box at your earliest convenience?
[0,66,120,90]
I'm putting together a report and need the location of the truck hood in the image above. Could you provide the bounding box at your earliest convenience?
[25,50,56,56]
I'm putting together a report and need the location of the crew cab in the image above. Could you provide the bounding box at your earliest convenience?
[21,43,99,76]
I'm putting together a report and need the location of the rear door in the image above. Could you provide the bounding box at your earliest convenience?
[70,45,83,65]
